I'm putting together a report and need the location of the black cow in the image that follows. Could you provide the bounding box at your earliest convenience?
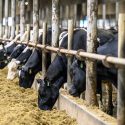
[19,48,42,88]
[38,29,115,110]
[69,34,118,114]
[19,29,52,88]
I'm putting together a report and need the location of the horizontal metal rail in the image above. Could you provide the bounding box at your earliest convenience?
[0,38,125,68]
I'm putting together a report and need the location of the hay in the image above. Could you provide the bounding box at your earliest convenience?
[0,68,77,125]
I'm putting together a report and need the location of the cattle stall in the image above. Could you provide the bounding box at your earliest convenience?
[0,0,125,125]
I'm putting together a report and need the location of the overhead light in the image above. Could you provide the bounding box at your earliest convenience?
[25,2,28,5]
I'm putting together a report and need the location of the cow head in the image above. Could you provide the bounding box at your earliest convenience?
[38,76,65,110]
[7,59,20,80]
[19,49,42,88]
[69,60,86,97]
[19,67,36,88]
[0,48,8,69]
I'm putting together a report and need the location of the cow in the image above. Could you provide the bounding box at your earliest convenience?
[38,29,115,110]
[19,48,42,88]
[69,34,118,115]
[0,32,28,69]
[19,29,52,88]
[0,41,17,69]
[7,46,32,80]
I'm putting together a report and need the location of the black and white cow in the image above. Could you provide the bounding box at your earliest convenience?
[19,29,52,88]
[0,33,28,69]
[0,41,17,69]
[38,29,115,110]
[7,46,32,80]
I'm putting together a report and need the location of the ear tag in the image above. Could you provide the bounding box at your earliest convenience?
[80,63,83,69]
[47,82,50,87]
[29,69,32,74]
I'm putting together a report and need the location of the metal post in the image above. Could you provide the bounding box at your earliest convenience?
[11,0,16,39]
[85,0,98,106]
[20,0,25,37]
[51,0,60,61]
[67,20,73,89]
[26,24,30,41]
[66,5,69,20]
[33,0,39,43]
[115,0,119,29]
[73,4,77,27]
[102,0,106,29]
[117,14,125,125]
[5,0,9,38]
[16,24,19,36]
[42,22,47,77]
[0,0,3,38]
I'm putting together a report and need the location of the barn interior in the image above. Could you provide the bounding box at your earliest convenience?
[0,0,125,125]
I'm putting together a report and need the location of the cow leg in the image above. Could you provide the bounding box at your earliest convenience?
[105,82,113,115]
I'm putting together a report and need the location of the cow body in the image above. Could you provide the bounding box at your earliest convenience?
[69,34,118,97]
[69,34,118,115]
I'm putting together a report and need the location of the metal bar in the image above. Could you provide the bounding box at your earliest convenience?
[42,22,47,77]
[33,0,39,43]
[85,0,98,106]
[115,0,119,29]
[20,0,25,37]
[102,0,106,29]
[11,0,16,40]
[0,0,3,38]
[51,0,60,61]
[117,14,125,125]
[16,24,19,36]
[67,20,74,90]
[1,38,125,68]
[26,24,30,41]
[4,0,9,38]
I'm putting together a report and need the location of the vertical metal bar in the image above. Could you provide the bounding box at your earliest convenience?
[42,22,47,77]
[85,0,98,106]
[73,4,77,27]
[66,5,69,20]
[26,24,30,41]
[102,0,106,29]
[117,14,125,125]
[11,0,16,39]
[5,0,9,38]
[0,0,3,38]
[20,0,25,37]
[33,0,39,43]
[67,20,73,90]
[51,0,60,61]
[16,24,19,36]
[115,0,119,29]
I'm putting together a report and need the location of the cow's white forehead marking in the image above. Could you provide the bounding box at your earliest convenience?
[22,46,29,53]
